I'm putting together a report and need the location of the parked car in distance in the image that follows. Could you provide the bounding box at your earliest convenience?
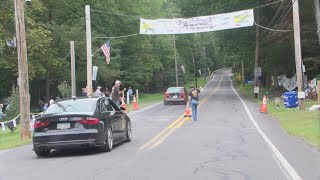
[163,87,188,105]
[32,97,132,157]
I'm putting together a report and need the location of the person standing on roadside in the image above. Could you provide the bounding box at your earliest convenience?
[112,80,126,106]
[94,86,104,97]
[128,87,133,101]
[189,85,200,122]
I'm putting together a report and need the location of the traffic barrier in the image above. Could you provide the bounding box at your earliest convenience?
[121,97,127,112]
[260,95,268,114]
[133,96,139,111]
[184,101,192,119]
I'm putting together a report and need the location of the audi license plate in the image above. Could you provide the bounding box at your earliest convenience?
[57,123,70,130]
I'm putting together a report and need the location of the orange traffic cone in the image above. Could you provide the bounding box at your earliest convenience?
[133,96,139,111]
[260,95,267,114]
[184,101,192,118]
[121,97,127,112]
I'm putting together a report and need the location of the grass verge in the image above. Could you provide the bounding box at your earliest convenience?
[234,78,320,148]
[0,126,32,150]
[126,93,163,112]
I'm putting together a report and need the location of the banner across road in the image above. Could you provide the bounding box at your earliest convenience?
[140,9,254,35]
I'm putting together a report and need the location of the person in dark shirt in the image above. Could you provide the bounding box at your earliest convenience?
[112,80,126,106]
[189,85,200,121]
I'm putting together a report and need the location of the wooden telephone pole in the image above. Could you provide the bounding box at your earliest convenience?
[254,13,260,98]
[70,41,76,97]
[85,5,93,96]
[173,35,178,87]
[14,0,31,140]
[292,0,305,110]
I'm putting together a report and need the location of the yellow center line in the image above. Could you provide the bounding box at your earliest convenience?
[138,116,184,150]
[138,74,224,150]
[149,117,185,149]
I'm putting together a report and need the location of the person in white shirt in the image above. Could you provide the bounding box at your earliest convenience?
[95,86,104,97]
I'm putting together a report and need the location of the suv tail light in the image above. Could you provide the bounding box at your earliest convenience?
[34,121,51,128]
[78,117,99,125]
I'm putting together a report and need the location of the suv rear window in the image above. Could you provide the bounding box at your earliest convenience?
[44,99,97,114]
[167,87,184,93]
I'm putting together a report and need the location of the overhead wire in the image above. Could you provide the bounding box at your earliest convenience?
[91,9,140,19]
[266,0,287,27]
[253,0,286,9]
[254,21,293,32]
[272,0,293,28]
[90,0,286,20]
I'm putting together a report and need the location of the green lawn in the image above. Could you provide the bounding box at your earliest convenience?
[126,93,163,111]
[234,77,320,148]
[0,126,32,150]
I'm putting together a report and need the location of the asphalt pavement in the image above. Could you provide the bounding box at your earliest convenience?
[0,69,319,180]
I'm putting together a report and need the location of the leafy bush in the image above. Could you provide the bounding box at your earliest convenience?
[4,85,20,121]
[3,85,20,132]
[57,81,71,99]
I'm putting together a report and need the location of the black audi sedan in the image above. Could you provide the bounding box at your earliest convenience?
[32,97,132,157]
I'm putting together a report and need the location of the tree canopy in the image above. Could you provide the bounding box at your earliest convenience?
[0,0,318,102]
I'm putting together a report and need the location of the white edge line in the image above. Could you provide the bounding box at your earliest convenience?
[229,73,302,180]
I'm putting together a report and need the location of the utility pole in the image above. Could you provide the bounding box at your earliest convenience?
[193,53,198,88]
[203,47,206,82]
[70,41,76,97]
[14,0,31,140]
[85,5,93,96]
[242,60,245,86]
[292,0,305,110]
[314,0,320,46]
[173,35,179,87]
[254,13,260,98]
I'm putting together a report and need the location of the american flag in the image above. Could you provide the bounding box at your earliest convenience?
[101,41,110,64]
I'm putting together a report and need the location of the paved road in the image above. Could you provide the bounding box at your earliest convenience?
[1,70,320,180]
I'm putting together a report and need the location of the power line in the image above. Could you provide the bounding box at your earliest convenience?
[278,0,295,25]
[91,9,140,18]
[266,0,287,27]
[261,0,296,45]
[272,0,293,28]
[254,21,293,32]
[253,0,286,9]
[94,33,140,39]
[60,1,111,37]
[90,0,287,19]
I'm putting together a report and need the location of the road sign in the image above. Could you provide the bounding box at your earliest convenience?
[254,67,262,77]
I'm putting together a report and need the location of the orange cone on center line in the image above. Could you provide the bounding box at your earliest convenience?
[133,96,139,111]
[121,97,127,112]
[260,95,268,114]
[184,101,192,118]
